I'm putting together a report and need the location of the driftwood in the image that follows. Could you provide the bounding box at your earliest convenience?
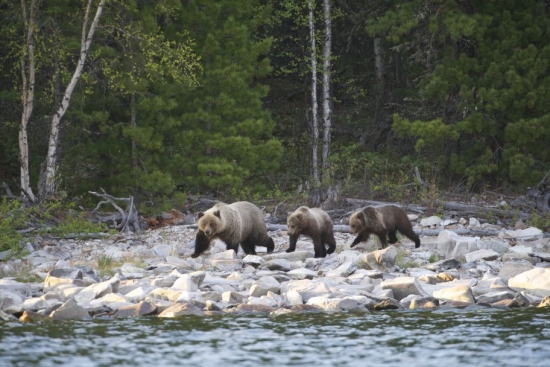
[344,198,531,221]
[89,189,141,233]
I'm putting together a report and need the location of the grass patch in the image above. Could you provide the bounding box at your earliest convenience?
[395,248,418,269]
[428,253,440,263]
[0,261,43,283]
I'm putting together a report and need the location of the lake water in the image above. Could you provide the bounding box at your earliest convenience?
[1,306,549,367]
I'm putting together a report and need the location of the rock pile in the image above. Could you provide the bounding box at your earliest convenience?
[1,217,550,321]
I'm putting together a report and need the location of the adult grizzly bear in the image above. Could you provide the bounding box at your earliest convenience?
[286,206,336,258]
[349,205,420,249]
[191,201,275,258]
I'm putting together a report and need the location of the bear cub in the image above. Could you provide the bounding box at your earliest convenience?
[349,205,420,249]
[286,206,336,258]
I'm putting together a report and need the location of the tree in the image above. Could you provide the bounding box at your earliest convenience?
[170,0,283,195]
[42,0,105,198]
[390,0,550,187]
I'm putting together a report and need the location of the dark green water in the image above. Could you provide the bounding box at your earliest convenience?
[1,307,549,367]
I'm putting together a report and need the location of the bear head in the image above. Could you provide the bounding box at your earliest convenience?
[198,210,222,237]
[287,210,307,236]
[349,211,366,235]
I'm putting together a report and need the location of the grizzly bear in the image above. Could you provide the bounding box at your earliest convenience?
[349,205,420,249]
[191,201,275,258]
[286,206,336,258]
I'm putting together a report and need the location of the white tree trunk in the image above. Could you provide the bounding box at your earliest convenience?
[321,0,332,175]
[309,0,320,186]
[43,0,105,198]
[18,0,37,203]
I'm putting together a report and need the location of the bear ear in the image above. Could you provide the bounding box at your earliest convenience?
[296,213,302,219]
[198,211,205,219]
[213,210,221,218]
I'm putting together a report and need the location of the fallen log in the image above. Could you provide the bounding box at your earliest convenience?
[89,189,141,233]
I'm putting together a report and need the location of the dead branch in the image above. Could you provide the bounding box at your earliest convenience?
[89,189,141,233]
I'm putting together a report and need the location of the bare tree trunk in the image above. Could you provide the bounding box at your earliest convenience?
[321,0,332,176]
[374,34,384,96]
[42,0,105,198]
[308,0,320,187]
[130,93,139,201]
[19,0,37,203]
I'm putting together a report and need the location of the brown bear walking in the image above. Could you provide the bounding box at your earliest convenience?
[286,206,337,258]
[191,201,274,257]
[349,205,420,249]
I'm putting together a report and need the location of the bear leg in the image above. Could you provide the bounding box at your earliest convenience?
[312,235,326,258]
[265,237,275,253]
[388,231,398,244]
[376,230,388,249]
[350,230,371,248]
[240,240,256,255]
[323,232,337,255]
[286,234,299,253]
[192,230,212,258]
[398,227,421,248]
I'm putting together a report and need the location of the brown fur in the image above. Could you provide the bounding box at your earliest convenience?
[191,201,274,257]
[349,205,420,249]
[286,206,336,258]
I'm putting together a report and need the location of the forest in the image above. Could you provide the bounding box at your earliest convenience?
[1,0,550,214]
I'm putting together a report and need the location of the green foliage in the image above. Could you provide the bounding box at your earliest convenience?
[395,248,418,269]
[0,199,26,257]
[47,212,110,238]
[387,1,550,188]
[529,213,550,233]
[428,253,440,263]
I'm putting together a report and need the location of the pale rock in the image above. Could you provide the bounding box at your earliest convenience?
[362,245,398,271]
[459,218,468,225]
[504,227,543,241]
[165,256,199,270]
[420,216,442,227]
[172,274,199,292]
[538,296,550,308]
[420,279,478,297]
[375,289,394,298]
[464,249,500,263]
[469,218,481,227]
[408,214,419,221]
[113,301,157,317]
[263,259,291,272]
[247,296,278,308]
[153,244,173,258]
[55,284,83,301]
[201,291,222,302]
[266,291,286,307]
[119,264,146,278]
[424,258,462,272]
[125,286,155,303]
[210,250,237,260]
[243,255,265,268]
[502,252,535,265]
[286,289,304,306]
[151,274,179,287]
[326,261,357,278]
[380,277,425,301]
[433,285,475,303]
[498,260,534,280]
[205,300,223,311]
[409,297,439,309]
[22,297,48,311]
[475,239,510,255]
[50,299,90,320]
[287,268,318,280]
[336,250,363,265]
[146,288,182,302]
[44,268,83,292]
[0,290,25,311]
[509,245,534,256]
[249,276,280,297]
[306,296,340,312]
[210,259,243,272]
[158,301,204,317]
[305,258,324,270]
[508,268,550,297]
[437,230,479,259]
[280,279,333,302]
[476,290,516,304]
[74,276,121,304]
[400,294,421,308]
[176,291,206,308]
[222,291,247,304]
[264,250,313,262]
[90,293,130,309]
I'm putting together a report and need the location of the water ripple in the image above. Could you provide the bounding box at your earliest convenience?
[1,308,549,367]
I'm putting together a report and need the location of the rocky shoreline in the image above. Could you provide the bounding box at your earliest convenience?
[1,213,550,321]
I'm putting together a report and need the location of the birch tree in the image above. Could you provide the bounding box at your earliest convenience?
[321,0,332,175]
[41,0,105,198]
[19,0,37,202]
[308,0,320,186]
